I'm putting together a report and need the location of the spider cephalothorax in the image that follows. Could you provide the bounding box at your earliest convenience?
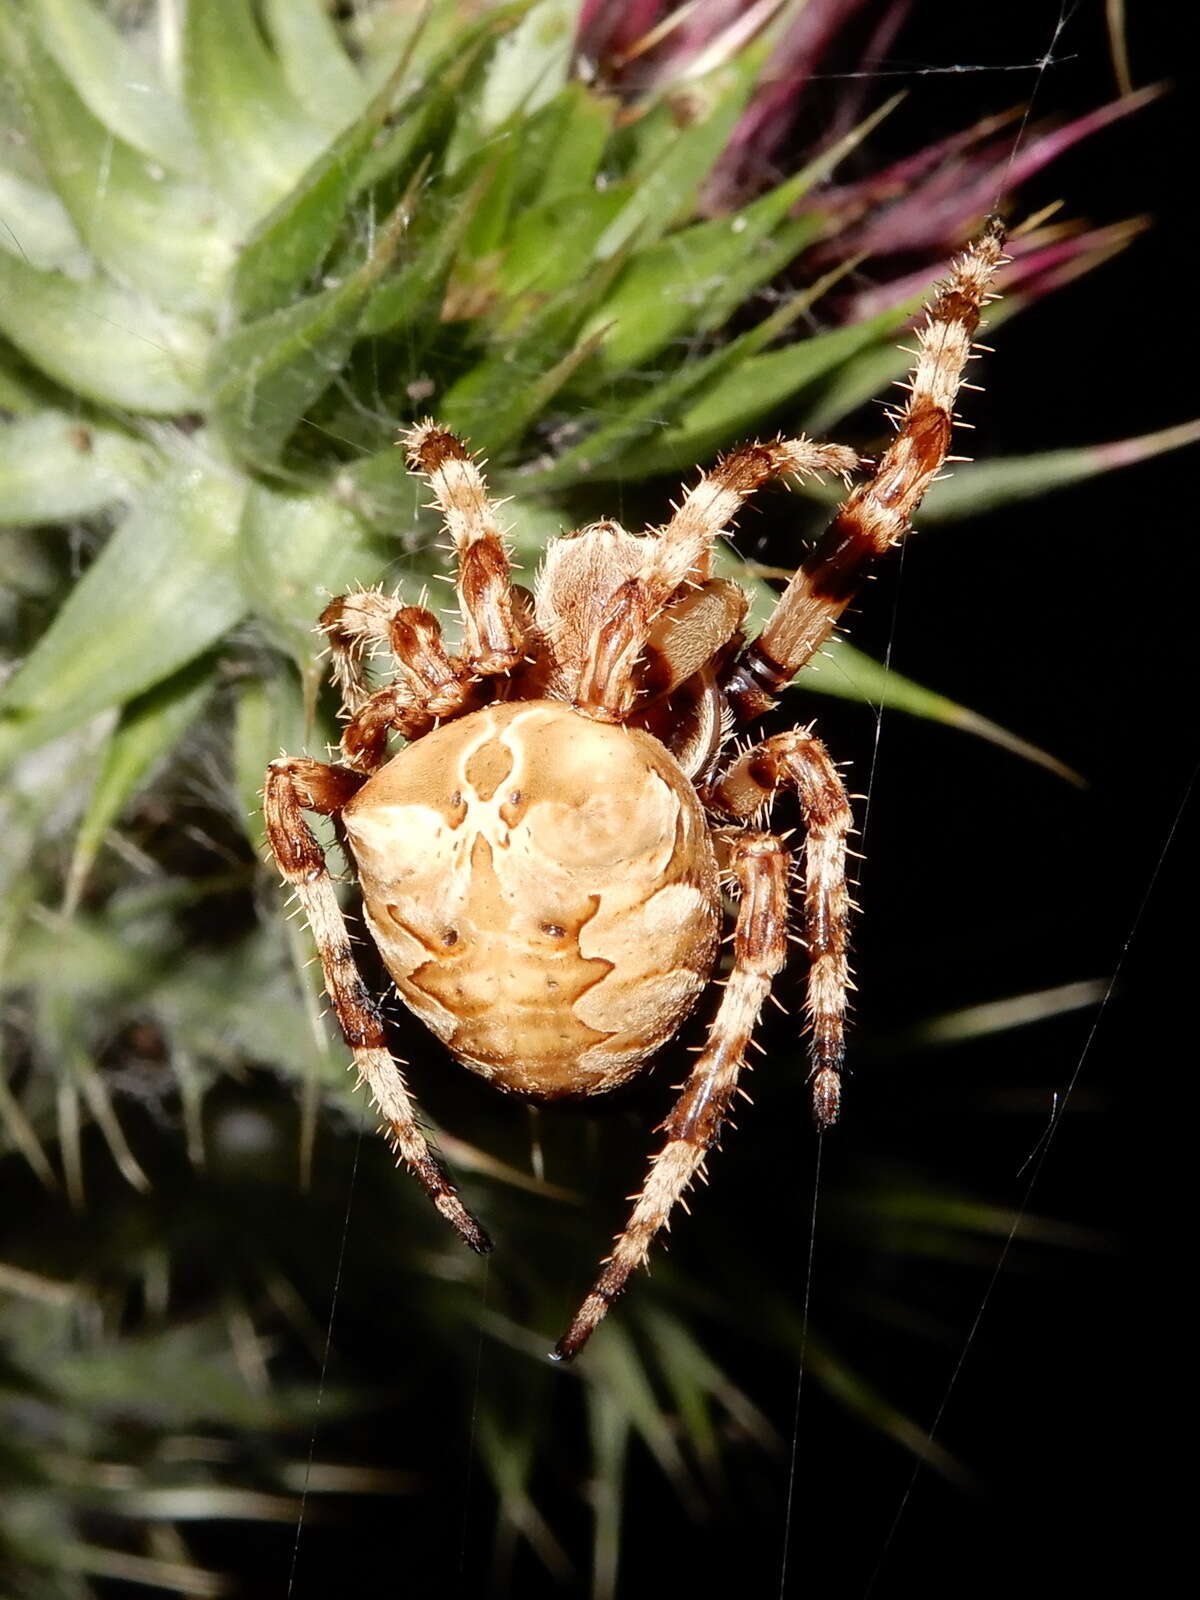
[265,221,1006,1360]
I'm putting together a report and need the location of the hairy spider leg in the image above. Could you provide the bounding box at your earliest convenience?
[318,588,409,716]
[263,756,492,1254]
[726,218,1007,721]
[553,832,789,1360]
[327,600,487,771]
[402,419,525,676]
[706,728,854,1127]
[315,424,533,770]
[574,438,861,722]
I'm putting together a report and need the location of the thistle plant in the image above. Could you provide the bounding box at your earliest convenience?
[0,2,1191,1594]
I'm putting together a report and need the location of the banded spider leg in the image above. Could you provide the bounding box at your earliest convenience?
[554,832,789,1361]
[263,422,530,1250]
[726,217,1008,720]
[317,419,528,771]
[263,756,492,1253]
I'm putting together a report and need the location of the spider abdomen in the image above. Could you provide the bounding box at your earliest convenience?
[342,700,721,1097]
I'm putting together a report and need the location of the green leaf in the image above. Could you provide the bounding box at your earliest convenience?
[446,319,614,458]
[443,141,522,314]
[64,656,218,914]
[0,166,88,274]
[262,0,366,131]
[584,1322,696,1500]
[0,345,66,414]
[493,185,631,308]
[511,79,617,209]
[476,1407,572,1580]
[232,51,424,321]
[0,249,207,414]
[904,978,1107,1048]
[800,324,916,436]
[582,94,901,376]
[804,640,1081,783]
[358,164,487,336]
[0,412,149,526]
[594,48,763,261]
[233,670,307,852]
[183,0,330,222]
[586,185,820,377]
[238,482,394,687]
[475,0,576,132]
[638,1307,777,1466]
[210,192,414,469]
[353,0,469,84]
[514,265,857,492]
[34,0,199,174]
[806,1335,965,1481]
[54,1320,308,1430]
[438,249,625,450]
[10,15,233,312]
[692,94,900,310]
[620,311,901,480]
[920,418,1200,522]
[334,444,431,533]
[0,456,245,769]
[350,72,459,200]
[718,551,1082,782]
[586,1380,630,1600]
[353,6,532,194]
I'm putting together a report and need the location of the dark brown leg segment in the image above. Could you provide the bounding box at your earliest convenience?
[552,833,789,1361]
[320,595,483,771]
[726,220,1006,722]
[337,605,487,771]
[263,756,491,1253]
[707,729,853,1127]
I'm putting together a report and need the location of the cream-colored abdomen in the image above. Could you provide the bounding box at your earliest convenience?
[341,700,720,1097]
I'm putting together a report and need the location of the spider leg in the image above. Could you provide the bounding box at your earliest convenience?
[552,833,788,1361]
[575,440,859,722]
[318,589,406,716]
[649,437,862,591]
[706,728,853,1127]
[315,429,544,772]
[324,599,483,771]
[726,219,1007,721]
[263,755,491,1254]
[402,420,525,677]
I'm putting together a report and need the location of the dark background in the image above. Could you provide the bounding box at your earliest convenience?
[748,3,1193,1596]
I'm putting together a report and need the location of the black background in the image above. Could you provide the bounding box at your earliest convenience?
[745,3,1193,1596]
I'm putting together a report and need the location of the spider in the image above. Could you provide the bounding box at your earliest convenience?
[264,221,1006,1361]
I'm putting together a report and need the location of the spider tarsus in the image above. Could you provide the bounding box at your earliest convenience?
[812,1067,842,1129]
[551,1292,611,1363]
[450,1210,494,1254]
